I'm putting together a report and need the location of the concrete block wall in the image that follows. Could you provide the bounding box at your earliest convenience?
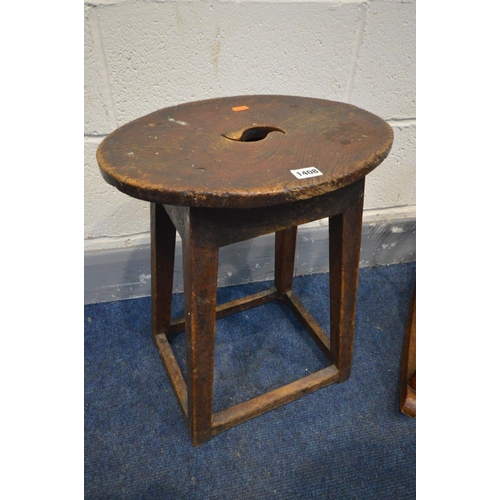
[84,0,415,302]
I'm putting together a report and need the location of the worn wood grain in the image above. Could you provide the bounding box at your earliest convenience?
[329,178,365,382]
[284,290,331,360]
[151,203,176,338]
[275,226,298,296]
[212,365,339,435]
[169,288,279,336]
[182,218,219,445]
[154,333,188,419]
[97,95,393,209]
[174,180,365,248]
[96,95,393,445]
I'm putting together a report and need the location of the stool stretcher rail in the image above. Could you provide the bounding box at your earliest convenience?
[168,287,280,336]
[212,364,339,436]
[96,95,394,445]
[155,286,339,440]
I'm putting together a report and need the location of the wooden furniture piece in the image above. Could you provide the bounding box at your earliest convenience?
[97,95,393,446]
[400,288,416,417]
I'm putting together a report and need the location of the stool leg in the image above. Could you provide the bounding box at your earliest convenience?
[274,226,298,296]
[151,203,176,338]
[329,183,364,382]
[182,221,219,446]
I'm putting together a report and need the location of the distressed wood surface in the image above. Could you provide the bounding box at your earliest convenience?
[164,179,365,248]
[97,95,394,445]
[97,95,393,209]
[151,203,176,339]
[153,183,366,445]
[181,217,220,445]
[329,178,365,382]
[169,288,279,336]
[275,226,298,296]
[212,365,339,435]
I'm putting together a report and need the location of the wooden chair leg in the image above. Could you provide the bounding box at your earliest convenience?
[400,289,416,417]
[182,222,219,446]
[329,182,364,382]
[151,203,177,338]
[274,226,298,296]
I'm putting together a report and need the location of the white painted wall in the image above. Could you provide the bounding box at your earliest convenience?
[84,0,415,252]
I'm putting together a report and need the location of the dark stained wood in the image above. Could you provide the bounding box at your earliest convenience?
[155,191,366,445]
[408,371,416,391]
[283,290,331,360]
[182,214,219,446]
[329,178,365,382]
[174,180,365,248]
[150,203,176,338]
[96,95,394,445]
[154,333,188,418]
[400,289,416,418]
[169,287,279,336]
[212,365,339,435]
[275,226,298,296]
[163,205,189,240]
[97,95,393,209]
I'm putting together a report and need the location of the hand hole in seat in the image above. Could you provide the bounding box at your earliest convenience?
[223,126,285,142]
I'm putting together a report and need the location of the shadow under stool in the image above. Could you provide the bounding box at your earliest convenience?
[97,95,394,446]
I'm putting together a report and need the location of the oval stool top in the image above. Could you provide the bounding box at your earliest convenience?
[97,95,393,209]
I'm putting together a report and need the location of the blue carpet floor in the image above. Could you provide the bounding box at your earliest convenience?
[85,263,416,499]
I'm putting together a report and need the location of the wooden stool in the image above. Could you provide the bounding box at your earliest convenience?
[97,95,393,445]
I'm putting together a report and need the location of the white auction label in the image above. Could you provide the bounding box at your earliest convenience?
[290,167,323,179]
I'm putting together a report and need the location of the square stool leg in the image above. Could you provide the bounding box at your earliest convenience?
[151,203,176,338]
[274,226,298,296]
[182,218,219,446]
[151,181,365,445]
[329,187,364,382]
